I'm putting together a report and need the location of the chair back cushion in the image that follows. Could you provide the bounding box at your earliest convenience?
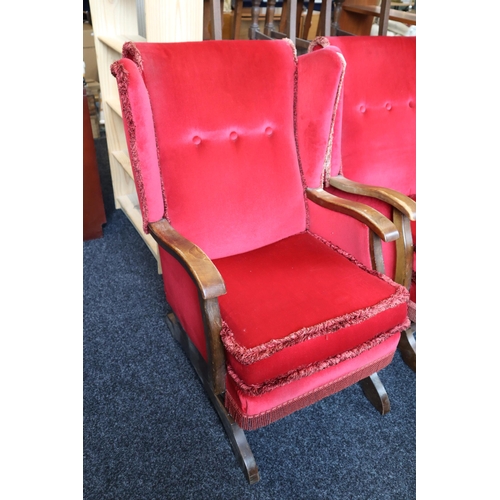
[324,36,416,196]
[116,40,308,259]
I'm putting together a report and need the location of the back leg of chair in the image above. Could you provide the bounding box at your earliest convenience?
[398,323,416,372]
[165,312,260,484]
[359,372,391,415]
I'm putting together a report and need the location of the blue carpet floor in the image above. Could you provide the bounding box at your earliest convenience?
[83,138,416,499]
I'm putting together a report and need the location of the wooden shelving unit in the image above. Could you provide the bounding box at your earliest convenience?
[88,0,203,271]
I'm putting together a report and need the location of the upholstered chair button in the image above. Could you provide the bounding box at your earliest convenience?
[230,131,238,141]
[265,127,273,136]
[192,136,201,145]
[409,100,415,108]
[359,105,366,113]
[385,103,392,110]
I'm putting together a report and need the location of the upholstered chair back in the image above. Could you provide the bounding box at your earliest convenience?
[115,40,311,260]
[325,36,416,197]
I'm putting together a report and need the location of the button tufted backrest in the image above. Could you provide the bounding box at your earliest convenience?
[116,40,310,260]
[325,36,416,197]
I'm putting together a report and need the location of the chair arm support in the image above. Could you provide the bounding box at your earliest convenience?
[306,188,399,242]
[148,219,227,300]
[329,175,416,221]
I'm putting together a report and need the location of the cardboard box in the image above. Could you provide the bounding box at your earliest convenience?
[85,80,101,139]
[83,23,99,82]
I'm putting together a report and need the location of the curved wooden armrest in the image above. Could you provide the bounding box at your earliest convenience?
[148,219,226,300]
[329,176,416,221]
[306,188,399,242]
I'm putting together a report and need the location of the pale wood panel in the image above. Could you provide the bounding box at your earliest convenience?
[117,193,161,266]
[145,0,204,42]
[99,34,147,54]
[88,0,204,271]
[111,150,133,179]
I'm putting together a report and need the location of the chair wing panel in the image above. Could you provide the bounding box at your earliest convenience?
[296,46,345,188]
[111,58,165,234]
[125,40,308,260]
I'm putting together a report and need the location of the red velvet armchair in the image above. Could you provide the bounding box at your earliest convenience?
[111,39,410,483]
[307,36,416,372]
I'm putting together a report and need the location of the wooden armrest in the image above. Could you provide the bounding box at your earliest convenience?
[306,187,399,242]
[148,219,226,300]
[329,176,416,221]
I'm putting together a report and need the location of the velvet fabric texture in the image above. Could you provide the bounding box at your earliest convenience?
[214,232,408,390]
[111,40,411,430]
[309,36,416,285]
[125,40,307,260]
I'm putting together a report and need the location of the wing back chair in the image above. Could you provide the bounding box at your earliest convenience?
[111,39,410,484]
[307,35,416,371]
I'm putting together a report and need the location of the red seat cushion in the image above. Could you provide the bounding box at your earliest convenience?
[214,232,409,396]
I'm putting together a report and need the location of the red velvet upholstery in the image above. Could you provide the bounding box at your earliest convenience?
[309,36,416,303]
[111,39,410,433]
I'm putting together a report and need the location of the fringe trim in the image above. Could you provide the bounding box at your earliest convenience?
[289,40,311,229]
[225,350,395,430]
[308,36,331,53]
[122,41,144,74]
[111,50,168,228]
[322,51,346,188]
[408,300,416,323]
[227,320,408,397]
[110,61,151,234]
[220,232,409,366]
[282,37,298,63]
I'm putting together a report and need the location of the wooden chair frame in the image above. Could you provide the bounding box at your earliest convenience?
[147,186,401,483]
[329,176,416,371]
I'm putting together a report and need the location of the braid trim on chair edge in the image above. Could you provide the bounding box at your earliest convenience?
[225,348,396,430]
[220,231,410,365]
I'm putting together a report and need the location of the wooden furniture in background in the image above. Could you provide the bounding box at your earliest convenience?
[88,0,204,270]
[337,0,416,36]
[83,87,106,241]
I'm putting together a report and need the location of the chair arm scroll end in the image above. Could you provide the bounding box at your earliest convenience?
[148,219,226,300]
[306,188,399,242]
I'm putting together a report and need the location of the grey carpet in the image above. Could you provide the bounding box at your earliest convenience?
[83,137,416,499]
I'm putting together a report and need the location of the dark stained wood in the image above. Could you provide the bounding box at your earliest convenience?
[306,187,399,242]
[359,372,391,415]
[398,322,416,372]
[378,0,390,35]
[83,87,106,241]
[369,231,385,274]
[393,210,413,290]
[148,219,226,300]
[329,176,416,221]
[166,312,260,483]
[317,0,332,36]
[202,297,226,395]
[232,0,244,38]
[343,3,416,25]
[302,0,316,39]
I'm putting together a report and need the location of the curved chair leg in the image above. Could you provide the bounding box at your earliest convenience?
[359,372,391,415]
[398,322,416,372]
[212,393,260,484]
[166,313,260,484]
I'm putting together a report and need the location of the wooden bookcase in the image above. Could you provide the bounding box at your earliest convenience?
[89,0,203,271]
